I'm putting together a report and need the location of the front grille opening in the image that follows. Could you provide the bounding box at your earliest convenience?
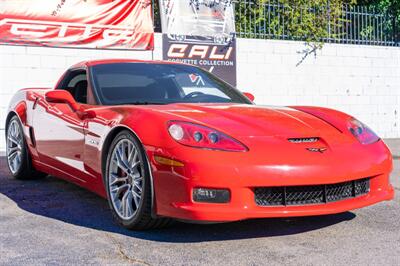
[255,178,370,206]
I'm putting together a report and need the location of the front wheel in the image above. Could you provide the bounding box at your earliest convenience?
[105,130,172,230]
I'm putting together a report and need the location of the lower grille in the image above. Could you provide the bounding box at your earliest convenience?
[255,178,370,206]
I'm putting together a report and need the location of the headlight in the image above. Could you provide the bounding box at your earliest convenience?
[347,118,380,145]
[167,121,248,152]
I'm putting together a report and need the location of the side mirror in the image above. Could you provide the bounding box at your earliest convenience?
[45,90,79,112]
[76,109,96,120]
[243,92,255,102]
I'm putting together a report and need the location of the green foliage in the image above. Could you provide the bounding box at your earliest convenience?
[357,0,400,40]
[235,0,357,47]
[153,0,397,44]
[358,0,400,19]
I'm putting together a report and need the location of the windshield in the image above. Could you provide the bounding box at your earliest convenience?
[90,63,251,105]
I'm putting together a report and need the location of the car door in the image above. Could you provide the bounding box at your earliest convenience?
[32,69,89,183]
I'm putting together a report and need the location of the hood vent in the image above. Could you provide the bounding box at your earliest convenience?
[288,137,319,143]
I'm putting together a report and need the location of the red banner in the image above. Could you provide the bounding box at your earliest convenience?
[0,0,154,50]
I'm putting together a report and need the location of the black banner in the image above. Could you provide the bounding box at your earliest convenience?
[162,34,237,87]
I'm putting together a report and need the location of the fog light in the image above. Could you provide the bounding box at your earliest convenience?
[193,188,230,203]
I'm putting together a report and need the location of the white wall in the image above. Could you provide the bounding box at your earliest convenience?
[0,34,399,151]
[236,39,400,139]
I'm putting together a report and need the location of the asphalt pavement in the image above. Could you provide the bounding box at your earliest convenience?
[0,141,399,266]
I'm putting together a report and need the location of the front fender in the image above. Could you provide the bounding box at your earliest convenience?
[290,106,355,135]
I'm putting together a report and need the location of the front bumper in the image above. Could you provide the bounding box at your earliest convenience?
[169,177,394,221]
[146,140,394,222]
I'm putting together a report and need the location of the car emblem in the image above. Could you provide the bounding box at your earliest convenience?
[306,147,328,153]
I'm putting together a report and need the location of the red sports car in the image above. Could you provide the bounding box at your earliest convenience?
[5,59,394,230]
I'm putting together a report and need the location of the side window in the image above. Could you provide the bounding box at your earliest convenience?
[57,70,88,104]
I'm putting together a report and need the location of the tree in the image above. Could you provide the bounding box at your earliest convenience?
[236,0,357,41]
[357,0,400,42]
[235,0,357,63]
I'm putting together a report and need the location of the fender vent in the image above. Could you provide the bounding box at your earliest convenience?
[29,127,36,147]
[288,137,319,143]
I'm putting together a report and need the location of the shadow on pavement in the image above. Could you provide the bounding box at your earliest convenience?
[0,157,355,243]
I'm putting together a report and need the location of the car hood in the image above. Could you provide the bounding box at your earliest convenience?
[149,103,343,139]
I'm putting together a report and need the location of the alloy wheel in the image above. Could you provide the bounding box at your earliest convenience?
[6,119,23,174]
[108,139,144,220]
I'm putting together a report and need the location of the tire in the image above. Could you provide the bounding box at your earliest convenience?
[6,116,47,180]
[105,130,173,230]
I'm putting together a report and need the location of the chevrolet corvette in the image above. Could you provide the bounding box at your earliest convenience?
[5,59,394,230]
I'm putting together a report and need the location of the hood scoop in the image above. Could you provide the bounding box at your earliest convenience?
[288,137,319,143]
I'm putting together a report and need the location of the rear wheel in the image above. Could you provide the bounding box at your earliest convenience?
[6,116,47,180]
[105,130,172,230]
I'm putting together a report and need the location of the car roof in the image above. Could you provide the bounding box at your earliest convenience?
[70,59,181,69]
